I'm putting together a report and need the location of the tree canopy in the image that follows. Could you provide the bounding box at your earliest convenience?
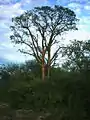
[62,40,90,72]
[10,5,78,80]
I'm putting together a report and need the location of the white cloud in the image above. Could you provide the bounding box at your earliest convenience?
[0,2,25,35]
[4,52,28,62]
[67,2,81,8]
[0,41,31,63]
[70,0,88,2]
[0,2,26,63]
[64,31,90,42]
[0,0,20,5]
[84,5,90,10]
[77,16,90,33]
[0,0,11,2]
[56,0,67,4]
[24,0,31,4]
[80,16,90,25]
[0,0,12,4]
[75,8,81,15]
[0,3,24,20]
[21,0,49,9]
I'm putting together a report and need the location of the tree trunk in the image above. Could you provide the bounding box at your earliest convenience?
[42,51,45,81]
[47,65,50,79]
[42,64,45,81]
[47,47,51,79]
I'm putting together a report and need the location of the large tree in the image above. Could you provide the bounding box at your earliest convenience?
[10,5,78,80]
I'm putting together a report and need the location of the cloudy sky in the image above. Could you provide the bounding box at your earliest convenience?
[0,0,90,64]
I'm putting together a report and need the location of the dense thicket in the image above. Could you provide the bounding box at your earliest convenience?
[0,59,90,120]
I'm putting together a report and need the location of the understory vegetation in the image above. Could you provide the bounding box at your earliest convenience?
[0,60,90,120]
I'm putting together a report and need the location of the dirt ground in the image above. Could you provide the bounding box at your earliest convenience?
[0,103,51,120]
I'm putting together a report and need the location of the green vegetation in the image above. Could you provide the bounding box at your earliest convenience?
[0,5,90,120]
[0,59,90,119]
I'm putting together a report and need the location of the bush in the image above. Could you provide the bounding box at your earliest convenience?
[8,72,90,120]
[1,62,90,120]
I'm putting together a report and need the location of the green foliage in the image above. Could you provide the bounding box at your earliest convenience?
[62,40,90,72]
[0,60,41,103]
[0,46,90,119]
[8,70,90,120]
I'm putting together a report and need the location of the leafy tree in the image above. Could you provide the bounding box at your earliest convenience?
[62,40,90,72]
[10,5,78,80]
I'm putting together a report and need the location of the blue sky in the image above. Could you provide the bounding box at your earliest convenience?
[0,0,90,64]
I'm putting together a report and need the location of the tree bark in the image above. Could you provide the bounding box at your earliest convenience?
[41,50,45,81]
[47,65,50,79]
[47,47,51,79]
[42,64,45,81]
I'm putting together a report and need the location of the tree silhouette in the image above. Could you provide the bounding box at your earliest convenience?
[10,5,78,80]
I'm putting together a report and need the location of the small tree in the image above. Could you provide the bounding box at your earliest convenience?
[10,5,78,80]
[62,40,90,72]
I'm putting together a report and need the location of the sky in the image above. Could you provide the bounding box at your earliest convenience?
[0,0,90,64]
